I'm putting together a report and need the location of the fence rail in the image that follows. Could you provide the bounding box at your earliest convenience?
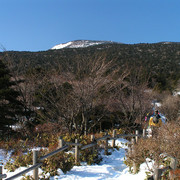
[5,163,42,180]
[39,145,69,161]
[0,174,7,179]
[81,142,97,150]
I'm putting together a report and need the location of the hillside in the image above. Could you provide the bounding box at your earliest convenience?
[0,41,180,91]
[51,40,120,49]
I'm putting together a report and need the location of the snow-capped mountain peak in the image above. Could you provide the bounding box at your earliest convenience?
[51,40,116,50]
[52,41,73,49]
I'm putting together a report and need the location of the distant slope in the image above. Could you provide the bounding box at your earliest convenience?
[0,41,180,92]
[51,40,120,49]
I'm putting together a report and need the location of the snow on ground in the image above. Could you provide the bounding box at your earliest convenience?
[173,91,180,96]
[0,149,12,165]
[0,138,150,180]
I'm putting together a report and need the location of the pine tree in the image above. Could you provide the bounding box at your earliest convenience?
[0,59,23,134]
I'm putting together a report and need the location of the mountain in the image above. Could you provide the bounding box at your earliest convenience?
[51,40,180,50]
[0,41,180,92]
[51,40,120,50]
[158,41,180,45]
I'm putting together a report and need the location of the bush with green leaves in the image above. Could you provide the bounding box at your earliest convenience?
[4,148,74,178]
[41,151,74,175]
[32,133,59,148]
[4,151,33,172]
[80,148,102,165]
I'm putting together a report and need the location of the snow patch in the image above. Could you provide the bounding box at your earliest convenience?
[173,91,180,96]
[51,40,117,50]
[51,41,73,49]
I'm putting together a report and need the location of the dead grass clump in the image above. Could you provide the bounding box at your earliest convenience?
[159,95,180,121]
[125,121,180,175]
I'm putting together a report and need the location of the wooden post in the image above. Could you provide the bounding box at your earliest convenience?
[0,166,2,180]
[151,126,154,137]
[104,132,109,155]
[33,150,39,180]
[143,129,146,138]
[135,130,138,143]
[75,139,79,164]
[131,138,135,146]
[133,162,137,174]
[131,138,137,174]
[169,158,178,180]
[153,168,162,180]
[91,135,95,153]
[112,130,116,148]
[131,138,135,155]
[170,157,177,170]
[91,134,95,142]
[58,136,63,148]
[128,143,132,156]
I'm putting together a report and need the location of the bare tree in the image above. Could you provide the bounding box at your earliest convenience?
[34,57,130,135]
[159,95,180,121]
[106,65,153,132]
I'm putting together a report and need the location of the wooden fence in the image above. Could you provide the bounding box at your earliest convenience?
[150,154,178,180]
[0,129,178,180]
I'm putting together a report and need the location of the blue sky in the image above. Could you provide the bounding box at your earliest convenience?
[1,0,180,51]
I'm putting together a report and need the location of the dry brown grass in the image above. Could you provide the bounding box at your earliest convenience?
[126,121,180,175]
[159,95,180,121]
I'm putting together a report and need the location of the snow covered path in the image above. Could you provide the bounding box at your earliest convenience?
[1,138,149,180]
[56,139,148,180]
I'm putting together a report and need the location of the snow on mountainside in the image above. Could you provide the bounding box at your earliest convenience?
[51,40,180,50]
[51,40,118,50]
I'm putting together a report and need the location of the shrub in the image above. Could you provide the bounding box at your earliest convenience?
[63,133,103,165]
[4,149,74,177]
[41,151,74,175]
[33,133,58,148]
[80,148,102,165]
[0,138,30,153]
[159,95,180,121]
[4,151,33,172]
[125,121,180,178]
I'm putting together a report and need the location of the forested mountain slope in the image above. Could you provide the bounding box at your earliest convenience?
[0,42,180,92]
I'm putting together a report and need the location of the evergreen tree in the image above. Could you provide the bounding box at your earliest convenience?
[0,59,23,134]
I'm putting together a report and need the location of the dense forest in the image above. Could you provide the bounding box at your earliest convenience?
[0,42,180,138]
[0,42,180,91]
